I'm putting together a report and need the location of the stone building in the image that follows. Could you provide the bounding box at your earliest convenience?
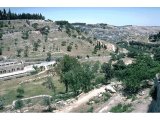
[0,60,24,74]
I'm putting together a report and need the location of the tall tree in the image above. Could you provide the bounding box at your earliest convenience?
[56,55,80,93]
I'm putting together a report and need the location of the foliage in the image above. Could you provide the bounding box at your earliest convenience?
[21,31,29,40]
[56,55,80,93]
[94,75,105,85]
[43,97,53,112]
[16,48,23,57]
[33,41,40,51]
[0,8,45,20]
[149,32,160,42]
[102,92,111,102]
[40,26,50,35]
[24,46,29,57]
[14,100,24,110]
[109,103,133,113]
[113,60,126,71]
[46,52,51,61]
[56,55,96,95]
[16,87,24,98]
[115,55,160,94]
[101,62,113,84]
[87,106,94,112]
[42,77,56,93]
[61,41,66,46]
[32,23,38,29]
[67,45,72,52]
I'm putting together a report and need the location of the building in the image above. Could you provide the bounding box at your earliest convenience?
[0,60,24,74]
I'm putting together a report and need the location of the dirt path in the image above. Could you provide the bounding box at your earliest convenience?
[131,89,152,113]
[95,93,123,113]
[55,86,107,113]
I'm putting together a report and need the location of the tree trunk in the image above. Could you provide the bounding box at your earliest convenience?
[65,82,68,93]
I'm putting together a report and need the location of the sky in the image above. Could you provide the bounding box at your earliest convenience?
[1,7,160,26]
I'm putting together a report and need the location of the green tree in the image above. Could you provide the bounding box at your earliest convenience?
[81,63,95,92]
[64,67,82,95]
[67,45,72,52]
[16,87,24,98]
[24,46,29,57]
[43,97,52,112]
[43,77,56,93]
[56,55,80,93]
[17,49,23,57]
[104,62,113,84]
[14,100,24,112]
[46,52,51,61]
[21,31,29,40]
[32,23,38,29]
[33,42,40,51]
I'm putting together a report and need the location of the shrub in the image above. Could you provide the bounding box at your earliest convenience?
[61,41,66,46]
[14,100,24,110]
[95,75,105,85]
[32,23,38,29]
[16,87,24,98]
[67,45,72,52]
[21,31,29,40]
[87,106,94,112]
[46,52,51,62]
[110,103,133,113]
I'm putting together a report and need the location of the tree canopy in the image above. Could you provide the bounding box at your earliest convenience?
[0,8,45,20]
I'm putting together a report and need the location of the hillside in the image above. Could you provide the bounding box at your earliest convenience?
[72,23,160,42]
[0,20,112,60]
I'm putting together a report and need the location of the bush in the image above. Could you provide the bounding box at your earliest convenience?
[32,23,38,29]
[102,92,111,102]
[16,87,24,98]
[87,106,94,112]
[109,103,132,113]
[46,52,51,62]
[67,45,72,52]
[21,31,29,40]
[61,41,66,46]
[14,100,24,110]
[40,26,50,35]
[95,75,105,85]
[77,55,82,59]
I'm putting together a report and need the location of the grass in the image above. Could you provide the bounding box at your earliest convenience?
[109,103,133,113]
[0,75,65,106]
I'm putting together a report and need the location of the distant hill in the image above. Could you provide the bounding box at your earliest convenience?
[71,23,160,42]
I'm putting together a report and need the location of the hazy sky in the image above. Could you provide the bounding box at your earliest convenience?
[1,7,160,26]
